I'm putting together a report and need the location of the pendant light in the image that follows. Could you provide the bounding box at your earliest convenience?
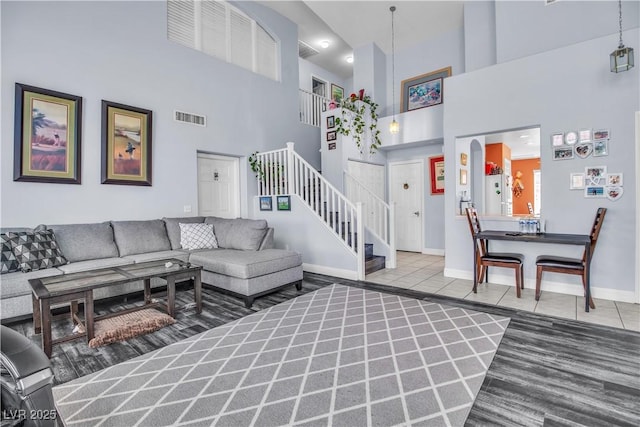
[610,0,634,73]
[389,6,399,134]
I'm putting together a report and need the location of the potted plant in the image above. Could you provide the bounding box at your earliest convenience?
[335,90,382,155]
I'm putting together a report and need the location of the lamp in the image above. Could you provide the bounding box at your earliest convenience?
[610,0,634,73]
[389,6,399,134]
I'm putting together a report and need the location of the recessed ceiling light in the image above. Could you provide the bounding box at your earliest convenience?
[346,55,354,63]
[319,40,330,49]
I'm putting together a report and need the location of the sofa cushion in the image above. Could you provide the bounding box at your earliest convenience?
[163,216,205,250]
[48,222,119,263]
[1,233,20,274]
[5,230,68,272]
[204,217,268,251]
[111,220,171,256]
[0,268,64,298]
[179,223,218,250]
[123,250,190,264]
[56,257,134,274]
[189,248,301,279]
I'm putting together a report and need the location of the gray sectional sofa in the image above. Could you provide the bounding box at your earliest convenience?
[0,216,303,322]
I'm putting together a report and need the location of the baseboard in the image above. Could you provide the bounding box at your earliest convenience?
[444,268,636,303]
[422,248,445,256]
[303,263,358,280]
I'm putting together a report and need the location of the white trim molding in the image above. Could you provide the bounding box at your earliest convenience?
[303,263,358,281]
[422,248,445,256]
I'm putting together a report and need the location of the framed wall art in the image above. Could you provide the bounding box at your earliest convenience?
[606,173,623,186]
[579,129,591,143]
[13,83,82,184]
[259,196,272,211]
[328,142,337,150]
[593,129,610,140]
[277,195,291,211]
[574,143,593,159]
[551,133,564,147]
[585,166,607,184]
[569,173,585,190]
[327,115,335,129]
[327,131,337,141]
[429,155,445,194]
[330,84,344,103]
[584,186,605,198]
[401,66,451,112]
[101,100,153,186]
[460,152,468,166]
[553,147,574,160]
[593,139,608,157]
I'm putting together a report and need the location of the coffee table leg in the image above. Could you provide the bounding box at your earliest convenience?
[194,271,202,314]
[144,278,152,305]
[71,301,79,324]
[167,276,176,318]
[32,294,42,335]
[41,299,52,358]
[85,291,94,342]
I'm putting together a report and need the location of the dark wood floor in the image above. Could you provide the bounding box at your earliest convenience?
[6,273,640,426]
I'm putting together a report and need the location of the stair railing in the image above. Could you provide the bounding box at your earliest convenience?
[299,89,331,127]
[255,143,366,279]
[344,170,397,268]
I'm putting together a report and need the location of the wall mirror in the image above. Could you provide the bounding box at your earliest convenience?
[455,126,541,217]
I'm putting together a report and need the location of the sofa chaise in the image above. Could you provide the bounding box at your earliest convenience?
[0,216,303,322]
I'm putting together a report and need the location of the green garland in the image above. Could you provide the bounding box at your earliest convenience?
[334,93,382,155]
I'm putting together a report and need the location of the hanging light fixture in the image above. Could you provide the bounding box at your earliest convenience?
[610,0,634,73]
[389,6,399,134]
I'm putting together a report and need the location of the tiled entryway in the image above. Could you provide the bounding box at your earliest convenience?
[366,251,640,331]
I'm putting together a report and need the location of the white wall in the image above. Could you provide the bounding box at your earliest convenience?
[298,57,349,96]
[444,28,639,301]
[463,1,496,72]
[1,0,320,227]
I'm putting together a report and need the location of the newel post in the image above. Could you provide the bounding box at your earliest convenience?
[356,202,365,280]
[286,142,295,195]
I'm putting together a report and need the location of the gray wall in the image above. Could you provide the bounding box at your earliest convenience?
[463,1,496,72]
[298,57,349,96]
[444,28,639,298]
[1,0,320,226]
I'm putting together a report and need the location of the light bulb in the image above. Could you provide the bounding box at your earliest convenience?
[346,55,354,64]
[389,120,400,134]
[320,40,330,49]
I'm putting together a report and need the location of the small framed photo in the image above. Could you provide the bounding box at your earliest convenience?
[328,142,337,150]
[551,133,564,147]
[259,196,272,211]
[585,166,607,184]
[593,129,610,140]
[459,169,468,185]
[277,195,291,211]
[574,143,593,159]
[570,173,585,190]
[553,147,574,160]
[460,152,468,166]
[579,129,591,143]
[606,186,623,201]
[564,131,578,145]
[584,186,605,198]
[606,173,623,186]
[593,139,608,157]
[327,115,335,129]
[327,131,337,141]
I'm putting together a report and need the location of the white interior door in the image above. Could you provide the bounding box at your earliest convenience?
[197,154,240,218]
[389,160,423,252]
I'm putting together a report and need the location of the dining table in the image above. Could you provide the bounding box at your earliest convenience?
[473,230,593,312]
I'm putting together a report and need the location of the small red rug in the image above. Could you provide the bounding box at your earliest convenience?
[88,308,175,348]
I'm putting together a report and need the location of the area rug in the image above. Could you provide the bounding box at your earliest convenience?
[87,307,176,348]
[52,284,510,426]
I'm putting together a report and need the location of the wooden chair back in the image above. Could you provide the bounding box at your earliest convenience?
[465,207,487,257]
[584,207,606,261]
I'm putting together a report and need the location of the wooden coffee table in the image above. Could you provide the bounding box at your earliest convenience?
[29,259,202,357]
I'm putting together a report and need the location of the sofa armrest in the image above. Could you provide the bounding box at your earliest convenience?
[258,228,274,250]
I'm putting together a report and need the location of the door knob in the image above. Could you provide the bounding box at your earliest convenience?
[413,211,420,216]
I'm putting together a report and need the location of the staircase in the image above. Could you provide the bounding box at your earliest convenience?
[255,143,395,279]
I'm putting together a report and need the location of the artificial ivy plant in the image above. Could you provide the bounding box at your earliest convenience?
[335,91,382,155]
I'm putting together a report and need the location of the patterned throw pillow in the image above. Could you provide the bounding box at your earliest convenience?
[5,230,68,272]
[1,233,20,274]
[179,223,218,250]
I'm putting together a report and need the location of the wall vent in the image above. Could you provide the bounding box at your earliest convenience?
[545,0,559,5]
[174,110,206,127]
[298,40,319,59]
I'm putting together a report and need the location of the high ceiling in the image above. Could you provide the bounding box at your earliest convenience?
[260,1,464,78]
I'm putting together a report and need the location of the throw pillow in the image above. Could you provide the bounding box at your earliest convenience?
[179,223,218,250]
[5,230,68,272]
[1,234,20,274]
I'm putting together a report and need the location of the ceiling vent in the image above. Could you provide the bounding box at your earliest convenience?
[174,110,206,127]
[298,40,319,59]
[545,0,559,5]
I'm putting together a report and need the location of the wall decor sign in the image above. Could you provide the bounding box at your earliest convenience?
[401,66,451,113]
[328,142,337,150]
[606,173,623,186]
[330,84,344,103]
[429,155,445,194]
[460,152,468,166]
[101,100,153,186]
[584,185,605,198]
[553,147,574,160]
[277,195,291,211]
[327,131,337,141]
[585,166,607,184]
[569,173,585,190]
[13,83,82,184]
[574,143,593,159]
[593,139,608,157]
[551,133,564,147]
[579,129,592,143]
[327,115,335,129]
[259,196,272,211]
[593,129,610,140]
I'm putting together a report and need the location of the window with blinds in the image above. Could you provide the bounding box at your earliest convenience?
[167,0,279,81]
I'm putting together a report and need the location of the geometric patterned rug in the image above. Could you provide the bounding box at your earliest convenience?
[52,284,510,426]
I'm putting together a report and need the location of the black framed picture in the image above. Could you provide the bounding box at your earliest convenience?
[327,131,337,141]
[327,115,335,129]
[259,196,272,211]
[277,195,291,211]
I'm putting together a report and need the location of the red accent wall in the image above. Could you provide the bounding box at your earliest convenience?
[512,158,540,215]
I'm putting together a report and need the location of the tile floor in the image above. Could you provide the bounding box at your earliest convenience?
[366,251,640,331]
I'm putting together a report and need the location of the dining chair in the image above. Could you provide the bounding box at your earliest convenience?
[465,207,525,297]
[535,207,607,309]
